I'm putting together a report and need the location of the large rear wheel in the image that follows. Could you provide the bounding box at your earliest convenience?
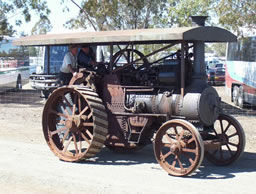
[205,113,245,166]
[42,86,108,162]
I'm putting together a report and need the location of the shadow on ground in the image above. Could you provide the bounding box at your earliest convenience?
[221,101,256,117]
[192,151,256,179]
[74,144,256,179]
[0,89,43,106]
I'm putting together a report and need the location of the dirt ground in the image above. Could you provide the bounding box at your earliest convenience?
[0,85,255,194]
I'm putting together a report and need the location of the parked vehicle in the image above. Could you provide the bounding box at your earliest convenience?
[226,36,256,108]
[207,67,225,86]
[14,17,245,177]
[0,37,30,92]
[29,45,68,98]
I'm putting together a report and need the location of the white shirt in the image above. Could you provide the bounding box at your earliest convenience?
[60,51,76,73]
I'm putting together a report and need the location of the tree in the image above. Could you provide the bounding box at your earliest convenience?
[215,0,256,37]
[165,0,215,27]
[31,17,52,35]
[0,0,51,39]
[62,0,168,31]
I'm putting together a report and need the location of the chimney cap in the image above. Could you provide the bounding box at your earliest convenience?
[190,16,208,26]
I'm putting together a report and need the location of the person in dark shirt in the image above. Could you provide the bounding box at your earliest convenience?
[77,45,97,70]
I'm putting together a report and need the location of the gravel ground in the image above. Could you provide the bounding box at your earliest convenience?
[0,85,255,194]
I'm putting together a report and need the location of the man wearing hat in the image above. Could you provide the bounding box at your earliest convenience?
[59,45,78,85]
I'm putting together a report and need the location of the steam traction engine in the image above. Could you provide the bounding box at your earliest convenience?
[15,18,245,176]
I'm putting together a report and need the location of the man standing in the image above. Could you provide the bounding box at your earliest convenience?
[59,45,78,85]
[77,45,97,70]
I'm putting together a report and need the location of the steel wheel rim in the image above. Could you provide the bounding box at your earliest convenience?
[205,113,245,165]
[43,87,95,162]
[154,119,204,176]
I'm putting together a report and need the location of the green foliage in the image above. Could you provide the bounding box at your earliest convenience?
[211,43,227,57]
[31,17,52,35]
[165,0,214,27]
[215,0,256,36]
[63,0,168,30]
[0,0,51,39]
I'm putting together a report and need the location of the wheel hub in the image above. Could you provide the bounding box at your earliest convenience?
[65,115,82,132]
[170,141,184,155]
[219,134,228,145]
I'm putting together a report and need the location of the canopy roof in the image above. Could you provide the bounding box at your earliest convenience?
[13,26,237,46]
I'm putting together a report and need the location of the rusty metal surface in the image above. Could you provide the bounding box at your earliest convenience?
[205,113,245,166]
[13,26,236,46]
[42,86,108,162]
[154,119,204,176]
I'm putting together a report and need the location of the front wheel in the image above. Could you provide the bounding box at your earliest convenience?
[154,119,204,176]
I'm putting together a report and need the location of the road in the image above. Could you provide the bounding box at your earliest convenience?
[0,86,255,194]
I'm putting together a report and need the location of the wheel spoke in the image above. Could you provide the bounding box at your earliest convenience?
[62,130,70,144]
[224,123,231,134]
[212,127,219,136]
[226,144,234,157]
[178,129,185,141]
[219,119,224,134]
[78,96,81,113]
[171,159,177,168]
[162,143,172,148]
[79,106,89,117]
[162,150,173,160]
[85,129,93,139]
[177,155,184,170]
[82,122,94,127]
[50,126,67,136]
[59,102,71,116]
[63,136,72,153]
[183,152,194,164]
[87,112,93,119]
[80,131,91,145]
[50,109,68,118]
[174,126,179,139]
[72,133,79,155]
[182,148,196,154]
[187,137,195,144]
[228,142,239,147]
[228,132,238,138]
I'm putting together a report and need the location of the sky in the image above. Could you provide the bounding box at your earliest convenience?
[9,0,85,36]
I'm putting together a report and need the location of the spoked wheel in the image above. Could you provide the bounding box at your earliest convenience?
[205,113,245,166]
[42,86,108,162]
[112,49,150,71]
[154,119,204,176]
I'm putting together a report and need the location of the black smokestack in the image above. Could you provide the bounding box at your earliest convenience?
[190,16,208,26]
